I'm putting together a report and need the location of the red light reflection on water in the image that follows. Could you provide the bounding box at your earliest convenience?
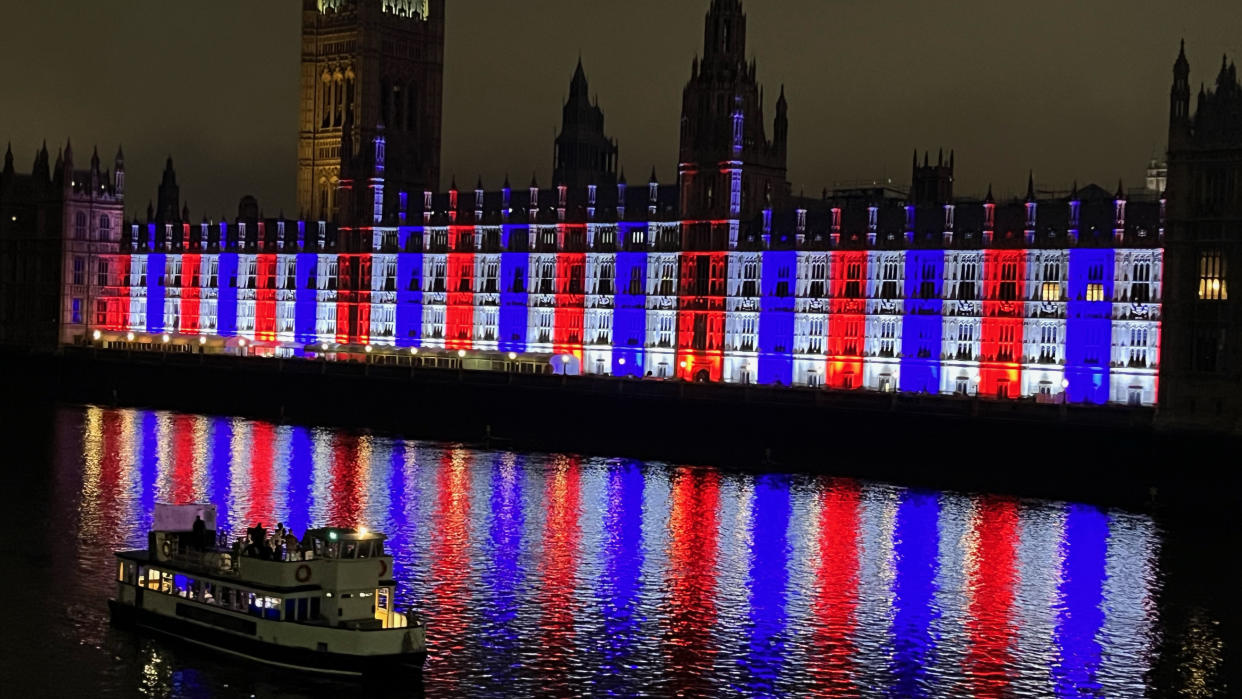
[663,468,720,695]
[534,456,582,689]
[965,497,1019,697]
[244,422,275,528]
[810,478,862,694]
[170,414,198,505]
[429,449,472,687]
[328,433,362,528]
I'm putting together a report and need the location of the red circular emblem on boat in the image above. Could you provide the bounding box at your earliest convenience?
[379,559,388,578]
[296,564,312,583]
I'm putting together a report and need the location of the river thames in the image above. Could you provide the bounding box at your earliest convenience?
[0,404,1234,697]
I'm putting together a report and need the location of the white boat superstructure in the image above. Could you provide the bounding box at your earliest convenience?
[109,503,426,676]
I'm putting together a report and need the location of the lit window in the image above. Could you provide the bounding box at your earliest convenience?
[1199,250,1228,301]
[1041,281,1060,302]
[1085,283,1104,302]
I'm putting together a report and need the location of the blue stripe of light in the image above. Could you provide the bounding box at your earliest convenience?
[759,250,796,385]
[741,474,791,694]
[901,250,944,393]
[888,491,941,698]
[1052,504,1108,696]
[612,245,647,377]
[1066,249,1114,404]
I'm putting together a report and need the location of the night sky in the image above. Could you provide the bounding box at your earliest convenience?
[3,0,1238,219]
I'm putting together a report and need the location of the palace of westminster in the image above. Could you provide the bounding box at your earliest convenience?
[1,0,1240,427]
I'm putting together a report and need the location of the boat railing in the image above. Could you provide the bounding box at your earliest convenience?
[163,543,240,576]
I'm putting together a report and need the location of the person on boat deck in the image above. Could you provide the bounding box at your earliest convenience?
[284,531,300,561]
[191,515,207,551]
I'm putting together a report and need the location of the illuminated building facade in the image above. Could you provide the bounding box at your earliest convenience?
[86,151,1164,406]
[297,0,444,223]
[32,0,1172,409]
[1162,44,1242,427]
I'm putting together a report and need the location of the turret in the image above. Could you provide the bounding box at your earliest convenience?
[90,146,101,193]
[114,146,125,197]
[32,141,50,191]
[157,157,180,223]
[61,139,74,189]
[1170,40,1192,147]
[774,85,789,156]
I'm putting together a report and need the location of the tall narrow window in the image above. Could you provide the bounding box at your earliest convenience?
[1199,250,1228,301]
[334,79,344,127]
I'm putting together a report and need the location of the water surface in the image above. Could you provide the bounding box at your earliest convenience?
[0,405,1232,697]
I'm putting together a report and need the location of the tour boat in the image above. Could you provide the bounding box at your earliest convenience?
[108,504,426,676]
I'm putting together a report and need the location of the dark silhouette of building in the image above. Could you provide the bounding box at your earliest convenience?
[0,140,124,348]
[677,0,789,221]
[1163,43,1242,428]
[553,60,619,193]
[297,0,444,224]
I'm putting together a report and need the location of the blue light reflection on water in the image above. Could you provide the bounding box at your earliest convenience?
[887,491,942,698]
[58,406,1179,697]
[741,474,791,695]
[1053,504,1109,696]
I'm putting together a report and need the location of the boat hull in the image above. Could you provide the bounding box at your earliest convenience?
[109,599,426,677]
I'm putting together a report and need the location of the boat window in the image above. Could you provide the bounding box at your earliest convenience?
[357,540,373,558]
[118,560,136,584]
[327,541,340,559]
[137,566,147,587]
[174,574,191,598]
[378,588,389,610]
[342,541,357,559]
[310,597,321,620]
[297,597,309,621]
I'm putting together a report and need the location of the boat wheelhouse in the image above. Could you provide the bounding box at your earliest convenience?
[108,504,426,676]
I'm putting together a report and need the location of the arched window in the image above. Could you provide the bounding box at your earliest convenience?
[75,212,87,239]
[99,215,111,231]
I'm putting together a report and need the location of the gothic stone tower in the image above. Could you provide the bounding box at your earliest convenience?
[1163,43,1242,429]
[553,60,619,192]
[297,0,444,224]
[678,0,789,222]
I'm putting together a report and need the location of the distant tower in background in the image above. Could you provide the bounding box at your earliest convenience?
[1145,157,1168,193]
[297,0,445,224]
[1162,42,1242,428]
[909,149,954,207]
[678,0,788,221]
[553,60,619,192]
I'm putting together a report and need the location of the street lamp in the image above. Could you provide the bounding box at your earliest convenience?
[92,330,101,341]
[126,332,135,342]
[507,352,517,360]
[161,334,170,344]
[199,336,207,345]
[457,349,467,358]
[365,344,373,353]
